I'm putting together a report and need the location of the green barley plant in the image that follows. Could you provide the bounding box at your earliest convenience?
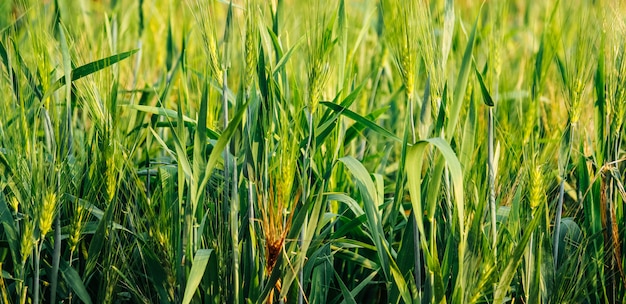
[1,0,626,303]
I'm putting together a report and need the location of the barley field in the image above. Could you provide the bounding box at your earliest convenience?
[0,0,625,303]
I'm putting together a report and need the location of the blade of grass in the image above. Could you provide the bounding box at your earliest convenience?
[60,260,93,304]
[182,249,213,304]
[339,156,389,279]
[494,206,543,303]
[321,102,401,143]
[405,137,466,302]
[446,11,480,137]
[48,49,138,93]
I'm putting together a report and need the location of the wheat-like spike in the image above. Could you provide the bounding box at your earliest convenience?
[244,1,258,92]
[20,218,35,264]
[69,203,86,254]
[192,0,223,87]
[529,165,544,210]
[38,191,56,238]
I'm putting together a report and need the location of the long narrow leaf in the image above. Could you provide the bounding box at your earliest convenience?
[447,12,480,136]
[322,102,401,143]
[49,49,138,92]
[182,249,214,304]
[60,261,93,304]
[339,156,389,279]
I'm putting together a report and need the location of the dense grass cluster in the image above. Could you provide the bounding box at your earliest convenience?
[0,0,625,303]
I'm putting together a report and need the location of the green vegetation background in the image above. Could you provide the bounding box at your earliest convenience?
[0,0,625,303]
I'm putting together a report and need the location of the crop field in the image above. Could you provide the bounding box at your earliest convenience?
[0,0,625,303]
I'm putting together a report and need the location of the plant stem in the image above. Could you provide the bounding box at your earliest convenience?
[407,91,423,300]
[50,213,61,304]
[553,179,565,269]
[554,124,574,269]
[488,107,497,258]
[33,242,41,304]
[300,109,314,304]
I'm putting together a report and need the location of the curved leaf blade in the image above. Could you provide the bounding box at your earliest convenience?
[182,249,214,304]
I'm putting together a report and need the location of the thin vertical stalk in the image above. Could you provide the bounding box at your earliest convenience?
[0,264,8,304]
[429,218,436,300]
[224,68,240,303]
[553,179,565,269]
[49,209,61,303]
[408,93,416,144]
[526,234,533,304]
[222,2,238,302]
[299,110,314,304]
[246,105,256,295]
[407,91,422,300]
[412,213,421,297]
[33,242,41,304]
[488,107,496,258]
[554,124,574,269]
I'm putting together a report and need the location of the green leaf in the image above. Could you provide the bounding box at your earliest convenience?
[327,193,365,217]
[84,195,115,277]
[59,25,73,155]
[60,261,93,304]
[182,249,214,304]
[192,81,209,200]
[494,207,543,303]
[0,192,18,267]
[387,247,413,303]
[310,245,332,302]
[447,10,480,136]
[405,137,466,301]
[333,246,378,270]
[0,40,8,70]
[343,107,388,145]
[143,246,175,303]
[312,78,369,147]
[339,156,389,280]
[272,36,303,76]
[337,270,378,304]
[279,183,327,299]
[12,42,43,100]
[321,102,401,143]
[49,49,138,92]
[0,40,20,102]
[334,269,358,304]
[406,138,465,240]
[124,104,196,125]
[459,92,477,172]
[474,64,494,106]
[195,98,250,207]
[556,53,568,88]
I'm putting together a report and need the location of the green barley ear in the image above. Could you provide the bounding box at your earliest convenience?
[487,0,507,89]
[381,0,418,97]
[192,0,224,87]
[69,202,86,254]
[559,5,596,126]
[278,121,298,209]
[306,0,335,115]
[38,191,57,238]
[529,165,544,210]
[244,0,259,93]
[604,8,626,138]
[9,196,19,213]
[20,218,34,264]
